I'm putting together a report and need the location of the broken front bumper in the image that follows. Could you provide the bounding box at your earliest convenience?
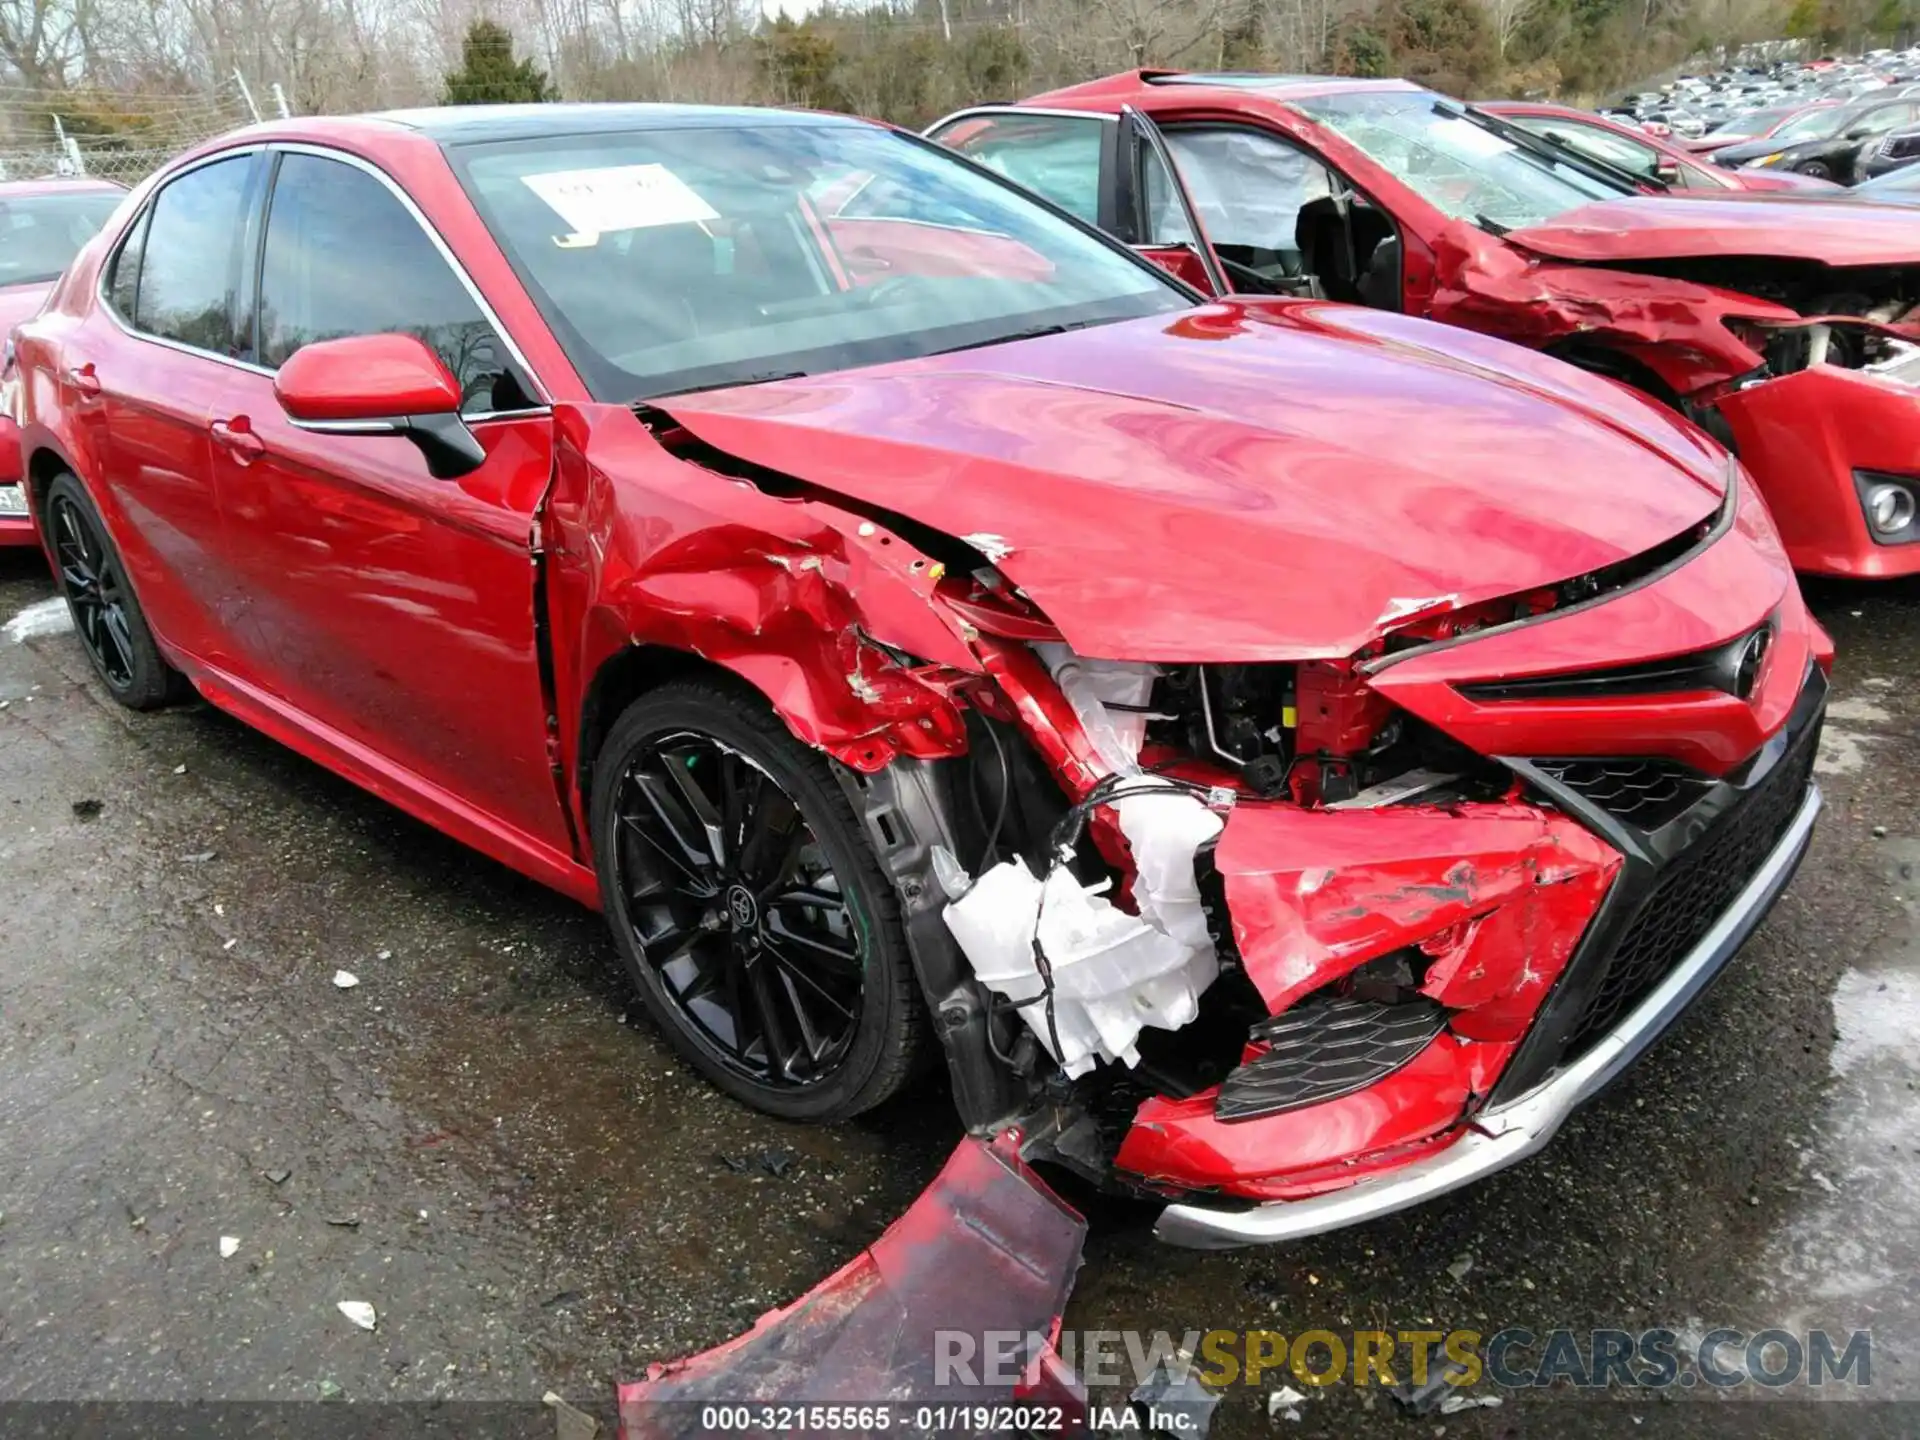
[1153,779,1820,1249]
[1718,365,1920,578]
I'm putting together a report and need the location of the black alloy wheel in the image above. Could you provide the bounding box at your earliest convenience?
[591,680,922,1120]
[42,472,182,709]
[51,489,135,689]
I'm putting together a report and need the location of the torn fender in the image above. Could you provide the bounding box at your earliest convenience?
[1428,219,1785,395]
[1211,800,1619,1031]
[618,1135,1089,1439]
[545,403,979,785]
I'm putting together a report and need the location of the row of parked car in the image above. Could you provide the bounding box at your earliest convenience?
[1602,45,1920,190]
[0,71,1881,1246]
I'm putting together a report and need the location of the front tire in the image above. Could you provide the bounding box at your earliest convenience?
[589,677,924,1121]
[1796,160,1834,180]
[43,472,183,710]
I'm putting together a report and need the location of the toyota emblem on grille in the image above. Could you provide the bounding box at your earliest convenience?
[1733,626,1772,700]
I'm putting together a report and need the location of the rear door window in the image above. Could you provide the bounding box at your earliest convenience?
[129,155,254,356]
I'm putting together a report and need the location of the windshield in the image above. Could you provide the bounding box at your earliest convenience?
[1296,92,1623,229]
[453,121,1187,403]
[1857,163,1920,195]
[0,190,122,288]
[1772,106,1850,141]
[1705,105,1797,139]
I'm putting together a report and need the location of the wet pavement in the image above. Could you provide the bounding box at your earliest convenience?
[2,544,1917,1437]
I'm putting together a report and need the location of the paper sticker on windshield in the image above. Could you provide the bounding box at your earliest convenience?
[521,164,719,238]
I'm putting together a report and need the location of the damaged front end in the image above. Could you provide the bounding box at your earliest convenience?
[561,339,1822,1253]
[854,508,1821,1248]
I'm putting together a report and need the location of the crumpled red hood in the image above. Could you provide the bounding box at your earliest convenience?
[659,300,1726,661]
[1507,193,1920,267]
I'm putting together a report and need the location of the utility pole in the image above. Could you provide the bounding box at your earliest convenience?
[51,115,86,175]
[233,69,263,123]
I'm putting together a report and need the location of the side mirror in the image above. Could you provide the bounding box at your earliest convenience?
[1654,159,1681,183]
[274,333,485,480]
[1132,243,1222,295]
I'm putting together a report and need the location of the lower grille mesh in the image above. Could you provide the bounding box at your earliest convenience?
[1561,736,1817,1057]
[1534,758,1714,829]
[1216,996,1448,1122]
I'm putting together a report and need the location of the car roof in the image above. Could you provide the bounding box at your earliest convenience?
[1026,69,1424,109]
[366,102,869,146]
[0,176,126,198]
[1147,72,1424,97]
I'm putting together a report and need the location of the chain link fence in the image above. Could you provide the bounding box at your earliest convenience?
[0,76,272,189]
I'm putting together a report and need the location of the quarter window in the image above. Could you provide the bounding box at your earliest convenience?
[131,155,253,355]
[107,207,148,318]
[256,153,527,412]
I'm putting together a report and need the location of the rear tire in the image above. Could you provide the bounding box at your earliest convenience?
[43,472,185,710]
[1796,160,1834,180]
[589,677,924,1122]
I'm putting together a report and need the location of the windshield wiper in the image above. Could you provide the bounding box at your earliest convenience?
[644,370,812,401]
[1439,100,1647,195]
[925,317,1115,358]
[1473,212,1512,236]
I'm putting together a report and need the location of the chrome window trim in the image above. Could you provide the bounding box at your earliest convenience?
[96,140,553,413]
[923,106,1119,138]
[97,145,269,374]
[268,142,550,405]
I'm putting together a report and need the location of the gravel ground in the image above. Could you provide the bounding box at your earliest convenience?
[2,547,1916,1438]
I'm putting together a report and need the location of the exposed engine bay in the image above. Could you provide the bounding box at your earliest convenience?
[1664,260,1920,377]
[917,629,1549,1189]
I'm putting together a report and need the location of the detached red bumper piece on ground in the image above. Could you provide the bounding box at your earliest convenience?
[618,1136,1088,1440]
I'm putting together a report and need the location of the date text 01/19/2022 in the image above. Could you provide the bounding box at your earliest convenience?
[694,1404,1075,1432]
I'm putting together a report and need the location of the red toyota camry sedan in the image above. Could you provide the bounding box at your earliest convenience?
[930,72,1920,579]
[14,104,1825,1246]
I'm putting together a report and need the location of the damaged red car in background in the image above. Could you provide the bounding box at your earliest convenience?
[930,72,1920,578]
[16,103,1825,1253]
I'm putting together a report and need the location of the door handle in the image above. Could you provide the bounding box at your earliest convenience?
[64,363,101,398]
[210,416,266,464]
